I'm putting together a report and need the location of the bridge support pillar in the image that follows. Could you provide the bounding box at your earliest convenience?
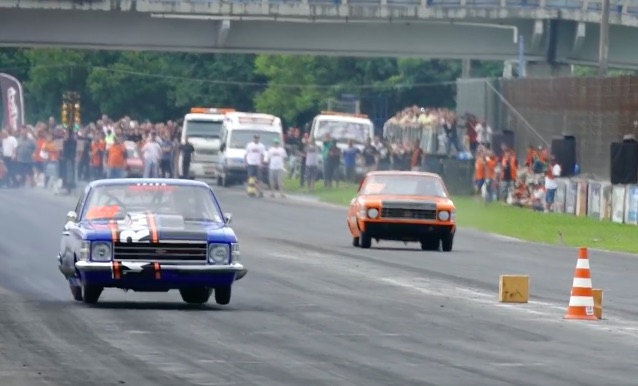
[461,59,472,78]
[216,20,231,48]
[525,61,572,78]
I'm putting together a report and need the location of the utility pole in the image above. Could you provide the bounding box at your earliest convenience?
[598,0,610,77]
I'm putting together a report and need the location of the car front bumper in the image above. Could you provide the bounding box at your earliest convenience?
[191,162,218,179]
[75,261,247,289]
[361,221,455,242]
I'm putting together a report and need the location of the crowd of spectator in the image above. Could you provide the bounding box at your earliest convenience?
[0,115,185,194]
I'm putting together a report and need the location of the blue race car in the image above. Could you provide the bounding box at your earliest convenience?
[57,178,246,305]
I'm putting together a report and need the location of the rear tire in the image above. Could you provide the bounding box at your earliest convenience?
[352,237,360,247]
[360,231,372,249]
[214,286,232,305]
[81,283,103,304]
[420,239,440,251]
[441,234,454,252]
[180,288,212,305]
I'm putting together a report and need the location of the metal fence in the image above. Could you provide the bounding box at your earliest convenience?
[456,76,638,179]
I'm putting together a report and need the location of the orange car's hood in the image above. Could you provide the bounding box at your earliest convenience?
[357,195,454,208]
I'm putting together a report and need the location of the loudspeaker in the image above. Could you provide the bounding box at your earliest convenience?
[551,135,576,177]
[492,130,516,158]
[610,139,638,185]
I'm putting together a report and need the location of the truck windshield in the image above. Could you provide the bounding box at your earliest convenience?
[185,120,222,139]
[313,119,372,145]
[229,130,281,149]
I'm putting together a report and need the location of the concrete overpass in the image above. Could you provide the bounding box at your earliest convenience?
[1,0,638,70]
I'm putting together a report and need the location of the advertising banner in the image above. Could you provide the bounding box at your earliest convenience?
[0,73,25,131]
[554,178,567,214]
[575,180,588,217]
[624,185,638,225]
[612,185,626,224]
[601,183,612,220]
[565,180,577,215]
[587,182,601,219]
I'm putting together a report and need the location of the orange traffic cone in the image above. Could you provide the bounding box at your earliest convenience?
[565,247,598,320]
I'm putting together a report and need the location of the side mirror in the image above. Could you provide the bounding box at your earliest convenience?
[66,211,78,222]
[220,143,226,152]
[224,213,232,224]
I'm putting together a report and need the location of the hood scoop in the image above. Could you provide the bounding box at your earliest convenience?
[381,200,436,210]
[154,214,186,229]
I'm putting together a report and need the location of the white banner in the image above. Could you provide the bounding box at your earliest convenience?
[612,185,626,224]
[624,185,638,225]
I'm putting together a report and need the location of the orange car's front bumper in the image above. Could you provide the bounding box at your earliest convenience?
[357,217,455,242]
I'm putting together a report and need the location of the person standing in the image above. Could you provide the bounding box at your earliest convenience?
[244,134,266,196]
[60,129,78,193]
[106,137,127,179]
[15,128,36,187]
[142,132,162,178]
[159,133,174,178]
[1,130,18,187]
[342,140,359,183]
[544,156,562,213]
[304,140,320,192]
[180,136,195,179]
[266,138,288,198]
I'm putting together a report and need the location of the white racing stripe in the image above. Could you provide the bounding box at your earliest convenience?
[568,295,595,307]
[576,258,591,269]
[572,278,592,288]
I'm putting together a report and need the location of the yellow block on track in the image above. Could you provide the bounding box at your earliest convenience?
[592,288,603,319]
[498,275,529,303]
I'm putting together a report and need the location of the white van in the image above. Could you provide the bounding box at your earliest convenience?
[309,111,375,176]
[179,107,235,180]
[217,112,283,187]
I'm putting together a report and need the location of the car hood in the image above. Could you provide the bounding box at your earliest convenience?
[358,195,454,209]
[79,212,235,243]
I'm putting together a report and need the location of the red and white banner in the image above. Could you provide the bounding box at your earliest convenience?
[0,73,25,131]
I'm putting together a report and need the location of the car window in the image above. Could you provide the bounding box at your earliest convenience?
[81,183,223,222]
[360,175,447,197]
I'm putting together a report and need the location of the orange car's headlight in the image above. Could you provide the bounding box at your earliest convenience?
[367,208,379,219]
[438,210,450,221]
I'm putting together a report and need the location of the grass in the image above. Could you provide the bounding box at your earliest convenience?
[283,177,638,254]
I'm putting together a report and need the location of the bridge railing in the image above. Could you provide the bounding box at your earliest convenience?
[181,0,638,15]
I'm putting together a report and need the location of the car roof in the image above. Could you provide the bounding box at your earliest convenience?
[88,178,211,189]
[366,171,442,179]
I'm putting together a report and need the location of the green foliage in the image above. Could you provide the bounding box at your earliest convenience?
[0,48,502,126]
[572,65,636,77]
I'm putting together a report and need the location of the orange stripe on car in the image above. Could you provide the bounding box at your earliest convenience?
[154,262,161,280]
[146,212,159,243]
[112,261,121,280]
[109,220,119,242]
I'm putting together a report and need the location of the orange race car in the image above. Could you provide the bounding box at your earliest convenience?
[346,171,456,251]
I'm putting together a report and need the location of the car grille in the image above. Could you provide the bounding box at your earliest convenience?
[113,242,207,262]
[380,208,437,220]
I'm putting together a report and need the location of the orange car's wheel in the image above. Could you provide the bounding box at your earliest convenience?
[352,237,360,247]
[441,234,454,252]
[420,239,440,251]
[360,231,372,249]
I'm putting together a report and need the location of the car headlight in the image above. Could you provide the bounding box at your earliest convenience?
[438,211,450,221]
[208,243,229,264]
[91,241,112,261]
[367,208,379,218]
[80,241,90,261]
[231,243,240,262]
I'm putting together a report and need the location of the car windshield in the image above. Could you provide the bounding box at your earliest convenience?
[314,119,372,145]
[185,119,223,139]
[229,129,281,149]
[360,175,448,197]
[81,183,223,222]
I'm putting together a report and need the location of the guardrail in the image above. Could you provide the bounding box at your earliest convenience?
[175,0,637,15]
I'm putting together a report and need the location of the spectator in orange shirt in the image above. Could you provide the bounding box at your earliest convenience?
[474,149,486,194]
[484,151,498,202]
[42,132,61,192]
[90,133,106,180]
[106,136,127,179]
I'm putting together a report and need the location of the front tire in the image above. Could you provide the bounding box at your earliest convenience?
[69,281,83,301]
[352,237,360,247]
[359,231,372,249]
[179,288,212,305]
[81,282,103,304]
[214,286,232,305]
[441,234,454,252]
[420,239,440,251]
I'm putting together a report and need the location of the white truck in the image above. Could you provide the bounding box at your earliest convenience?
[217,112,284,187]
[178,107,235,180]
[308,111,375,178]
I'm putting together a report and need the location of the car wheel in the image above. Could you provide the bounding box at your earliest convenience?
[82,282,103,304]
[179,288,212,305]
[352,237,360,247]
[223,176,231,187]
[360,231,372,249]
[441,234,454,252]
[69,281,83,302]
[214,286,232,305]
[420,239,440,251]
